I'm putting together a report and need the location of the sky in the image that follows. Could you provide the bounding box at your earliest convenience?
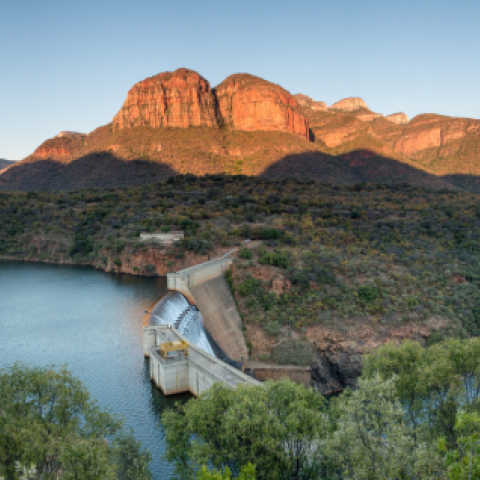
[1,0,479,160]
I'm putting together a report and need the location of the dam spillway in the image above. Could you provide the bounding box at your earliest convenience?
[149,291,215,357]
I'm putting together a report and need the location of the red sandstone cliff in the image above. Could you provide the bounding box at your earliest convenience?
[386,112,409,125]
[293,94,328,111]
[215,74,309,140]
[112,68,217,130]
[330,97,369,111]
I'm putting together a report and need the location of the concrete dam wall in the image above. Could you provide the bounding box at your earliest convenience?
[167,252,249,362]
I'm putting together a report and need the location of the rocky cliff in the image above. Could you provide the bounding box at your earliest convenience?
[5,68,480,193]
[112,68,217,130]
[215,74,310,140]
[293,94,328,111]
[386,112,409,125]
[330,97,369,111]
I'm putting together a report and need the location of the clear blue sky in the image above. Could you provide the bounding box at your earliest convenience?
[1,0,479,160]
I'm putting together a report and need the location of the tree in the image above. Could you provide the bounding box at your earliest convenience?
[196,464,256,480]
[441,412,480,480]
[163,380,326,480]
[362,338,480,448]
[325,374,444,479]
[0,363,152,480]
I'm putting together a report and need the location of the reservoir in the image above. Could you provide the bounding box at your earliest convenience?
[0,261,190,479]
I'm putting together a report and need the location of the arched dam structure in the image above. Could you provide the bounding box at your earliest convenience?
[143,325,259,396]
[165,252,249,363]
[149,291,215,357]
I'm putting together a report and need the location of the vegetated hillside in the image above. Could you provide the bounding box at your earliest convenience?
[0,124,457,192]
[299,103,480,191]
[2,176,480,393]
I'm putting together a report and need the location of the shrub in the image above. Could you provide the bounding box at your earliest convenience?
[258,251,289,268]
[264,321,281,336]
[358,284,379,302]
[238,277,261,297]
[113,257,122,267]
[291,270,310,289]
[238,248,253,259]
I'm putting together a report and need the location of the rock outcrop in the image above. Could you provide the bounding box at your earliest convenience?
[56,131,86,138]
[355,112,383,122]
[386,112,409,125]
[34,146,71,160]
[293,94,328,111]
[307,324,430,394]
[394,122,467,155]
[330,97,369,111]
[113,68,217,130]
[215,74,309,140]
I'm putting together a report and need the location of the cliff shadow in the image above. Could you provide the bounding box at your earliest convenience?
[442,174,480,193]
[0,153,178,192]
[260,149,460,191]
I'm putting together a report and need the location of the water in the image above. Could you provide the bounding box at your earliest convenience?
[0,261,191,479]
[150,291,215,356]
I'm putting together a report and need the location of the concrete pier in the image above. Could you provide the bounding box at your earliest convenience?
[167,251,249,362]
[144,325,259,396]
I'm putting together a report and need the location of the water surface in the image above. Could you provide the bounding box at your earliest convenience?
[0,261,190,479]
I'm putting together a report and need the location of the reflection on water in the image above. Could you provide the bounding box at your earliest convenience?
[0,261,191,479]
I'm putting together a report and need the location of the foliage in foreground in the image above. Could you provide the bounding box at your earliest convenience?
[0,364,152,480]
[164,338,480,480]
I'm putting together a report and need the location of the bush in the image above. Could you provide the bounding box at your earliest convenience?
[264,321,281,336]
[113,257,122,267]
[238,247,253,259]
[238,277,261,297]
[358,284,379,302]
[291,270,310,289]
[258,251,289,268]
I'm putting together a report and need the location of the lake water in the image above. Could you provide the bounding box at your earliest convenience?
[0,261,191,479]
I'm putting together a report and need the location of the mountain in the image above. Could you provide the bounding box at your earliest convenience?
[2,67,480,192]
[0,159,16,171]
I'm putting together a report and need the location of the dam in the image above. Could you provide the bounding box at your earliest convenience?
[166,251,248,362]
[144,325,259,396]
[145,251,256,395]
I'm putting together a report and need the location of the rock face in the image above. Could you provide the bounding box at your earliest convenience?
[356,112,383,122]
[215,74,310,140]
[307,324,430,394]
[113,68,217,130]
[56,131,86,138]
[330,97,369,111]
[386,112,409,125]
[394,123,467,156]
[34,146,71,160]
[293,94,328,111]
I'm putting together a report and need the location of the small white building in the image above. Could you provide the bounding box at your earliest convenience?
[140,231,184,245]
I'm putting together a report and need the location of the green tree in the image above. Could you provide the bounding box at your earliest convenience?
[363,338,480,447]
[326,374,443,479]
[442,412,480,480]
[196,463,256,480]
[0,363,151,480]
[163,380,326,480]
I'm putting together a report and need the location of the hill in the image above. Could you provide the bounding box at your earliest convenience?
[2,176,480,393]
[0,159,16,171]
[2,67,480,192]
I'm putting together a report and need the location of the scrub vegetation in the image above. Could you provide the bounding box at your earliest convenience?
[2,175,480,342]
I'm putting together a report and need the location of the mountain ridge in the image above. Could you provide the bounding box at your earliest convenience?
[2,67,480,192]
